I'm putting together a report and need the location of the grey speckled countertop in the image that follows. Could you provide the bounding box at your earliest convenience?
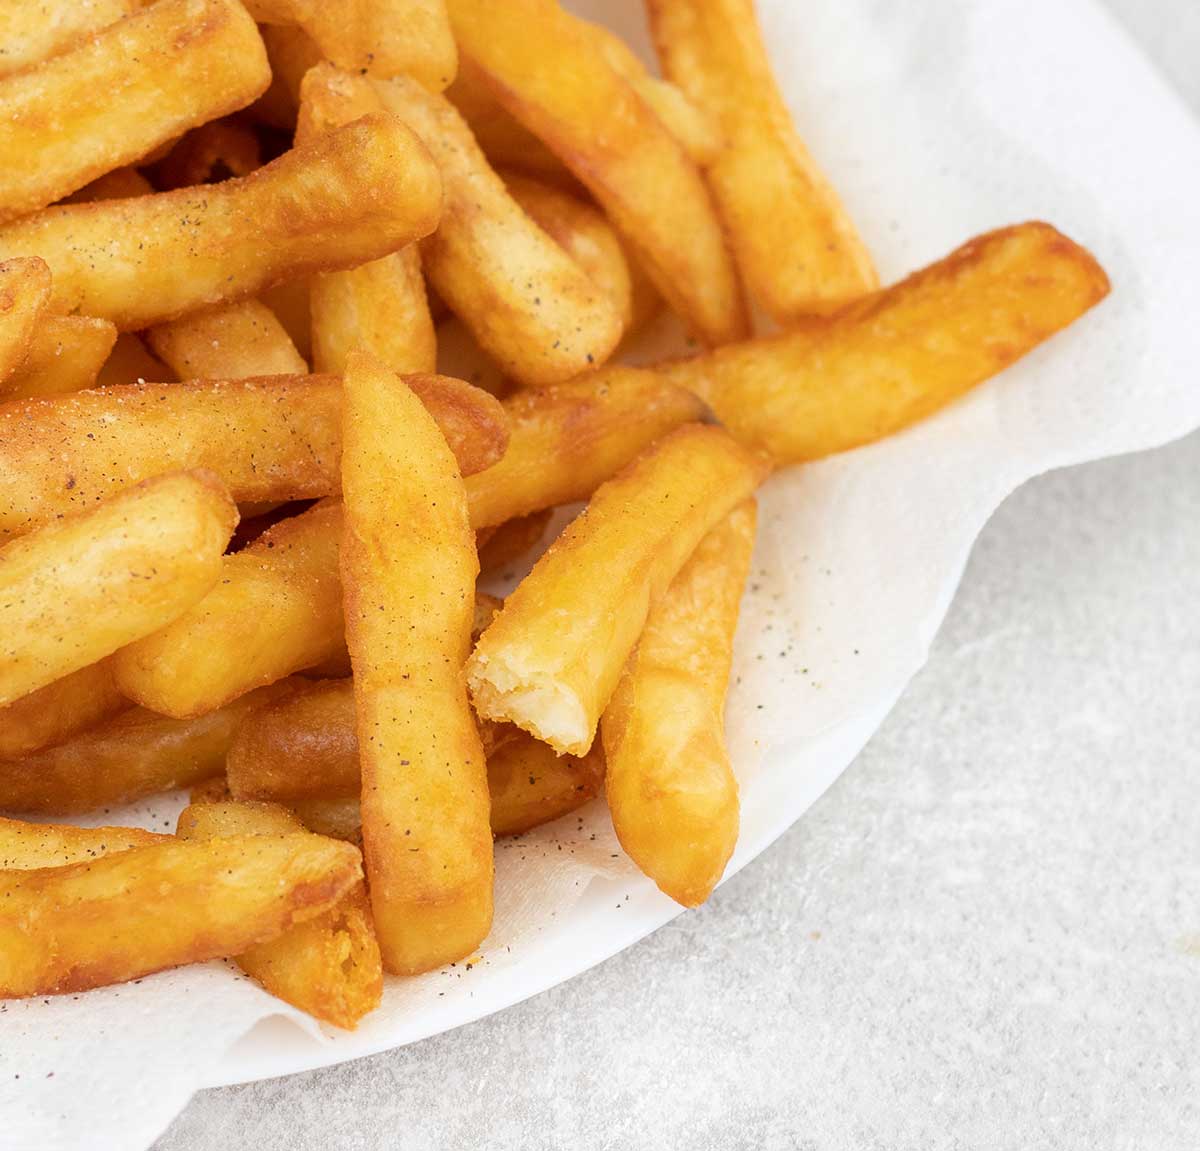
[156,4,1200,1148]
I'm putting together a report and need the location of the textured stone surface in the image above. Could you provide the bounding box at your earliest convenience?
[156,7,1200,1148]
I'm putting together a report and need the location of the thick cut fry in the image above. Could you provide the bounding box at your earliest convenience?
[477,509,553,574]
[0,471,237,705]
[245,0,457,90]
[487,733,605,837]
[146,300,307,379]
[468,425,769,755]
[177,800,382,1030]
[66,166,158,204]
[0,0,270,222]
[658,223,1112,463]
[0,373,507,540]
[0,832,361,998]
[466,370,705,529]
[0,0,134,79]
[113,502,344,717]
[152,118,263,189]
[341,352,493,974]
[647,0,876,319]
[0,660,126,760]
[254,24,323,129]
[445,0,747,347]
[94,333,174,389]
[0,114,442,330]
[260,278,312,362]
[0,681,295,814]
[3,315,118,399]
[303,65,623,386]
[0,816,165,869]
[290,797,364,842]
[0,258,51,390]
[603,500,756,906]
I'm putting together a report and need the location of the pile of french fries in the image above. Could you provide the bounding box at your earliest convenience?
[0,0,1110,1029]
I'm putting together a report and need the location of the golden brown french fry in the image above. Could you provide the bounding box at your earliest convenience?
[487,733,605,837]
[304,64,623,386]
[0,0,134,79]
[466,369,705,529]
[0,660,126,760]
[0,471,237,705]
[468,425,769,755]
[0,681,295,814]
[113,501,344,717]
[646,0,876,320]
[146,300,307,379]
[66,166,158,204]
[0,816,166,869]
[0,373,507,540]
[342,352,493,974]
[445,0,747,347]
[0,257,51,389]
[0,831,362,998]
[254,23,323,129]
[177,799,382,1030]
[289,797,364,842]
[658,223,1113,464]
[2,315,118,399]
[603,500,756,907]
[244,0,457,90]
[0,0,270,222]
[477,510,553,575]
[0,114,442,330]
[94,333,174,388]
[151,118,263,189]
[260,278,313,362]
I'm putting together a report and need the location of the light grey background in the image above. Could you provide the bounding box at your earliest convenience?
[156,4,1200,1148]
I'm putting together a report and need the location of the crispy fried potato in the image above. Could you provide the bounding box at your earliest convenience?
[260,278,313,362]
[647,0,877,320]
[0,471,237,705]
[0,373,507,540]
[477,510,553,575]
[289,797,364,842]
[0,816,165,869]
[296,68,437,376]
[445,0,747,347]
[468,425,769,754]
[151,118,263,189]
[66,166,158,204]
[0,681,296,814]
[0,831,361,998]
[0,0,270,222]
[603,500,756,906]
[113,501,344,717]
[177,799,382,1030]
[466,369,705,529]
[245,0,456,90]
[146,300,307,379]
[342,352,492,974]
[3,315,118,400]
[0,0,134,79]
[0,660,126,760]
[487,733,604,837]
[658,223,1112,463]
[0,114,442,330]
[304,64,623,386]
[254,24,323,129]
[0,257,51,390]
[94,332,174,388]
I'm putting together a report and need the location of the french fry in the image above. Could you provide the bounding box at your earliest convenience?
[177,799,382,1030]
[487,733,605,837]
[66,166,158,204]
[646,0,877,320]
[146,300,307,379]
[0,815,165,869]
[94,333,174,388]
[445,0,748,347]
[0,257,51,390]
[477,510,553,575]
[466,370,705,529]
[244,0,457,91]
[113,501,344,717]
[467,425,769,755]
[657,223,1112,464]
[0,0,271,222]
[0,471,237,705]
[0,681,296,815]
[290,797,364,842]
[304,65,624,387]
[0,0,134,79]
[341,352,493,974]
[260,278,313,362]
[0,114,442,330]
[151,118,263,190]
[3,315,118,399]
[254,24,323,130]
[603,500,756,907]
[0,832,362,998]
[0,373,507,541]
[0,660,126,760]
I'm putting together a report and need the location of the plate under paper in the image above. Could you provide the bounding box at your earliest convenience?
[5,1,1200,1148]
